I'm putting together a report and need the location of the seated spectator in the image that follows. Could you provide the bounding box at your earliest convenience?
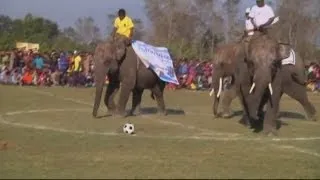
[21,68,34,86]
[0,61,10,84]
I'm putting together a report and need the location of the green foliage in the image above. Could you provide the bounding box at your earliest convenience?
[0,14,93,52]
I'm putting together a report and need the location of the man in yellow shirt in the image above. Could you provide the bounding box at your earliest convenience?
[73,51,82,72]
[112,9,134,40]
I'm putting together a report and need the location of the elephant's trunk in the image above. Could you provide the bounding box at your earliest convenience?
[247,68,273,120]
[92,64,109,118]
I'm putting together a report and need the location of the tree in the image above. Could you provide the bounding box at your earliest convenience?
[73,16,102,45]
[276,0,320,62]
[0,14,95,52]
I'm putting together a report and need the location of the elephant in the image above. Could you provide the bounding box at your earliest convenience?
[92,34,167,118]
[210,39,259,127]
[210,35,317,134]
[244,32,317,135]
[210,42,244,118]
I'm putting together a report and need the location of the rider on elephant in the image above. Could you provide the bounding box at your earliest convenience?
[112,8,134,45]
[246,0,306,85]
[248,0,290,47]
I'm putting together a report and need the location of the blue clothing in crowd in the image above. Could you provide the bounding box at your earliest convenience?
[33,56,44,69]
[178,64,188,75]
[58,55,69,71]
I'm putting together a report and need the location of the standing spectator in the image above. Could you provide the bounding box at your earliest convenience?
[56,51,69,85]
[32,52,44,72]
[71,50,82,86]
[9,48,18,70]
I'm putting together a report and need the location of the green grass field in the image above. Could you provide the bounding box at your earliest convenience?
[0,85,320,179]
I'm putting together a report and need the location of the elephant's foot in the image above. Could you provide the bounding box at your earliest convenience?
[220,110,234,119]
[112,108,128,118]
[106,108,117,116]
[157,110,167,116]
[238,117,251,128]
[263,129,278,136]
[221,111,234,119]
[213,112,221,119]
[262,126,278,136]
[306,114,317,121]
[92,112,98,118]
[128,109,142,117]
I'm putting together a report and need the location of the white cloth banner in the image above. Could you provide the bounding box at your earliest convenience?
[131,40,179,85]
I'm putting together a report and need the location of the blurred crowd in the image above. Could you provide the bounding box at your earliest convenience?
[0,49,95,87]
[306,62,320,92]
[0,48,319,93]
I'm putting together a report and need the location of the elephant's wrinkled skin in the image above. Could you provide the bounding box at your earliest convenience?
[92,35,166,118]
[116,46,166,117]
[246,33,317,135]
[211,41,261,128]
[211,42,245,118]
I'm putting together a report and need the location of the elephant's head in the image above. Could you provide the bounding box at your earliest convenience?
[245,34,280,120]
[113,34,130,61]
[92,34,130,118]
[210,42,245,117]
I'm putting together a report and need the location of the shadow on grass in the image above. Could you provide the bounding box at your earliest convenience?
[278,111,306,120]
[139,107,186,115]
[94,114,112,119]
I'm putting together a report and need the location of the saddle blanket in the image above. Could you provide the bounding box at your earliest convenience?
[131,40,180,85]
[282,48,296,65]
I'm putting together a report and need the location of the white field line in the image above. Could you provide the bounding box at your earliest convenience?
[1,107,320,142]
[18,87,239,137]
[272,144,320,158]
[1,111,320,142]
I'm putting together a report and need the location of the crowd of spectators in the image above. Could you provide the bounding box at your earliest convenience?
[0,49,95,87]
[0,48,319,93]
[306,62,320,92]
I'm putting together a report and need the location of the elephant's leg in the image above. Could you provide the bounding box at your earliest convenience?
[117,47,137,117]
[284,83,317,121]
[104,73,120,115]
[151,83,167,115]
[251,91,271,131]
[237,84,252,128]
[220,87,237,118]
[117,83,134,117]
[129,88,144,116]
[263,87,282,136]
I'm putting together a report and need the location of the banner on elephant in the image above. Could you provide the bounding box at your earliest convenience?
[131,40,180,85]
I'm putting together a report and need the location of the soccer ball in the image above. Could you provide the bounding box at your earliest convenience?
[123,123,135,135]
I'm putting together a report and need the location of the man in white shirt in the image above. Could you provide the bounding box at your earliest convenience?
[249,0,276,31]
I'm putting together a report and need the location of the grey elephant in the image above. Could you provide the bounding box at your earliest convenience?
[245,33,317,135]
[210,35,317,134]
[210,42,243,118]
[92,35,167,118]
[210,39,258,127]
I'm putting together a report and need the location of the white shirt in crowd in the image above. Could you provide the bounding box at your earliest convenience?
[249,4,275,27]
[245,19,254,36]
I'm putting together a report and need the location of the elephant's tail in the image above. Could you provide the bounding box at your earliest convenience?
[150,92,155,100]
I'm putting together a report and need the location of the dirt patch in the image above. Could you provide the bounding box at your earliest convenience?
[0,140,15,150]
